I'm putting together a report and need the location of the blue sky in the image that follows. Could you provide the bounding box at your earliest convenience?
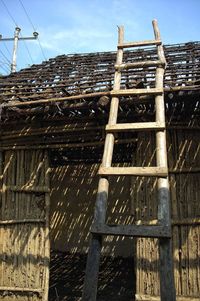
[0,0,200,74]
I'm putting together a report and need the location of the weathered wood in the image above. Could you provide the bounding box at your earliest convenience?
[136,294,200,301]
[152,18,176,301]
[3,185,50,192]
[0,219,46,225]
[172,218,200,225]
[44,150,50,301]
[135,218,200,226]
[0,39,200,118]
[0,287,42,293]
[82,25,125,301]
[110,87,163,96]
[0,150,50,300]
[106,122,165,132]
[99,166,168,177]
[118,39,161,48]
[1,84,200,110]
[3,91,110,108]
[169,167,200,174]
[91,224,171,238]
[115,60,165,70]
[1,124,199,143]
[133,128,200,298]
[0,138,138,151]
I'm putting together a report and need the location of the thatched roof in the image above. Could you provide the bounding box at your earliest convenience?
[0,41,200,121]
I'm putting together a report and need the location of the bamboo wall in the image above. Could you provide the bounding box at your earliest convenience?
[0,150,50,301]
[49,127,199,299]
[0,127,198,300]
[132,129,200,300]
[50,163,135,257]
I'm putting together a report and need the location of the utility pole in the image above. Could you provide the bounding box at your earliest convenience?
[0,27,38,73]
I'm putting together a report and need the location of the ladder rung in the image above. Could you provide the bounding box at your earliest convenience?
[118,39,161,48]
[91,224,171,238]
[110,87,163,97]
[99,166,168,177]
[115,60,165,70]
[106,122,165,132]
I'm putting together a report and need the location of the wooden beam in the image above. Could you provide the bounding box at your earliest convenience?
[0,138,138,151]
[82,25,125,301]
[115,60,164,70]
[152,18,176,301]
[0,287,42,293]
[0,219,46,225]
[135,218,200,226]
[2,91,110,108]
[106,122,165,132]
[91,224,171,238]
[3,185,50,192]
[135,294,200,301]
[118,39,161,48]
[1,85,200,109]
[169,167,200,174]
[99,166,168,177]
[110,87,163,96]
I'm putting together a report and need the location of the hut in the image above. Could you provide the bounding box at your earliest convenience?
[0,40,199,301]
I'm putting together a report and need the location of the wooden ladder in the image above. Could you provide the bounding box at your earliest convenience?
[82,20,176,301]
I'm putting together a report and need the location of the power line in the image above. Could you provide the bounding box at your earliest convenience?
[0,62,10,73]
[18,0,47,60]
[0,60,10,69]
[0,0,18,26]
[0,66,9,74]
[37,38,47,60]
[0,49,11,64]
[0,0,37,70]
[18,0,36,31]
[0,27,38,72]
[19,32,34,64]
[3,42,12,59]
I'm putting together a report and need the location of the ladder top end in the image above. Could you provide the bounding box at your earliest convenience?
[117,25,124,32]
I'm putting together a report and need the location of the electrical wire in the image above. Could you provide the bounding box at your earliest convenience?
[1,0,35,67]
[0,0,18,26]
[3,42,12,59]
[0,49,11,64]
[19,33,34,64]
[0,66,9,74]
[0,60,10,66]
[37,38,47,61]
[0,62,10,73]
[18,0,36,31]
[18,0,47,61]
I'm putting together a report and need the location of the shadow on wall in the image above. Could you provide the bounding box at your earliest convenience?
[49,162,135,257]
[49,128,200,298]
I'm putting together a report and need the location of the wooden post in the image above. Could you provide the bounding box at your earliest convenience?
[44,150,50,301]
[152,19,176,301]
[82,26,124,301]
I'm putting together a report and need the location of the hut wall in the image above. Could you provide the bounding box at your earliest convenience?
[0,150,50,301]
[132,129,200,300]
[50,163,135,257]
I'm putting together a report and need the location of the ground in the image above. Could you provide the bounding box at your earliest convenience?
[49,251,135,301]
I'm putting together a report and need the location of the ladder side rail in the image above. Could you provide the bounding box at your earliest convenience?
[102,26,124,166]
[152,19,176,301]
[82,26,124,301]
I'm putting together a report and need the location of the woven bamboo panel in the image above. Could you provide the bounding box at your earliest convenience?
[50,162,134,257]
[132,129,200,299]
[0,150,50,301]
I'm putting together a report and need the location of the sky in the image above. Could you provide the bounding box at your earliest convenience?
[0,0,200,75]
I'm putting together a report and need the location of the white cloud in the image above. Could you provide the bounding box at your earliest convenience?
[39,26,116,56]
